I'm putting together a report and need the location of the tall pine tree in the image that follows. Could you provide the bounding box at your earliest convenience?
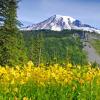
[28,32,44,66]
[0,0,28,66]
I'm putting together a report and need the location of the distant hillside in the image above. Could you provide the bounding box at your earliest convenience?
[22,30,88,65]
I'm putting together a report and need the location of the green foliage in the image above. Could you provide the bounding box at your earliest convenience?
[0,0,28,66]
[23,30,87,65]
[28,32,44,66]
[0,31,28,66]
[0,0,19,30]
[91,61,98,68]
[0,79,100,100]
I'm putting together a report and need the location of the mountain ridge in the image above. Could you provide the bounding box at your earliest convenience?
[21,15,100,34]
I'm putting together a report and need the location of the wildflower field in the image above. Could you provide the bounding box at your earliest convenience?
[0,61,100,100]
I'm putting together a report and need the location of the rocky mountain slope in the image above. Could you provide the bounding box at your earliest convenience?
[21,15,100,34]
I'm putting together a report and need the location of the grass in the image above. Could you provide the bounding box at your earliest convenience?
[0,80,100,100]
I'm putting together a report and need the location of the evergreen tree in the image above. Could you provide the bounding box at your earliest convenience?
[0,0,28,66]
[0,0,6,18]
[4,0,16,31]
[29,32,44,66]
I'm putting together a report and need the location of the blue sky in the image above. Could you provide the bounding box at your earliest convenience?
[17,0,100,28]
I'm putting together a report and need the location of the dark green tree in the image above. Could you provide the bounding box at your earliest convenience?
[28,32,44,66]
[0,0,28,66]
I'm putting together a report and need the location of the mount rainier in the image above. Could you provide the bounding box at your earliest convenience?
[21,15,100,34]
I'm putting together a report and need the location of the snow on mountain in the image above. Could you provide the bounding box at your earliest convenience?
[21,15,100,34]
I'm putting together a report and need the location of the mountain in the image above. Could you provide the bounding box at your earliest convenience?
[21,15,100,34]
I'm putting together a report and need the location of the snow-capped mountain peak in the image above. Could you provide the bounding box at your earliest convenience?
[21,15,100,34]
[54,14,75,22]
